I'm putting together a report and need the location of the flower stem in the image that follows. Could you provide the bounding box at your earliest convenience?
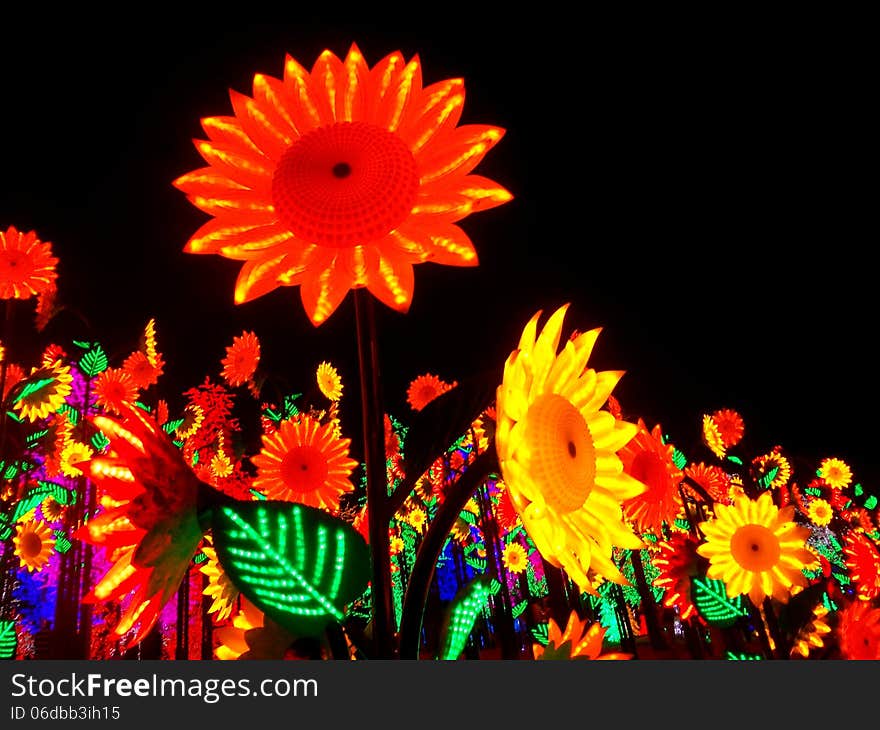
[353,289,395,658]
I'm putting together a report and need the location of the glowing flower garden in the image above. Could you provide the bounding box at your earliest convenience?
[1,42,878,665]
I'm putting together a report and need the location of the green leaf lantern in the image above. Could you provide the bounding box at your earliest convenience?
[212,501,371,638]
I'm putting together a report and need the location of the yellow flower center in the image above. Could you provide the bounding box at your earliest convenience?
[522,393,596,514]
[730,524,781,572]
[272,121,419,248]
[280,446,329,493]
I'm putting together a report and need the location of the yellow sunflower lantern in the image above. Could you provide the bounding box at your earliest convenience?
[13,520,55,572]
[495,305,646,591]
[697,491,816,606]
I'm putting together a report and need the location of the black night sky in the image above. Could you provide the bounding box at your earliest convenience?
[1,15,875,487]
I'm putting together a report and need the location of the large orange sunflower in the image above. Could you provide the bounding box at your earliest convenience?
[495,305,646,591]
[78,405,204,647]
[696,492,816,605]
[619,420,683,534]
[251,414,357,512]
[174,44,512,326]
[0,226,58,300]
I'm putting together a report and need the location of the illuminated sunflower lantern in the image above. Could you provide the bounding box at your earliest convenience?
[251,414,357,512]
[696,492,815,605]
[175,44,512,325]
[0,226,58,300]
[818,457,852,489]
[495,305,646,591]
[533,611,630,660]
[78,405,205,647]
[618,420,683,534]
[407,373,457,411]
[13,520,55,572]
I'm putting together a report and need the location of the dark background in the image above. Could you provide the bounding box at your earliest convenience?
[1,14,874,486]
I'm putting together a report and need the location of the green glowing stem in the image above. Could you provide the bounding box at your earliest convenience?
[353,288,395,658]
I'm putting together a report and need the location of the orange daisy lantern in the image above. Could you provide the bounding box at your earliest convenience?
[0,226,58,300]
[174,44,512,326]
[251,414,357,513]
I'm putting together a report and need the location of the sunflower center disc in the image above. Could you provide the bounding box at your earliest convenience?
[272,121,419,248]
[730,524,781,571]
[280,445,330,493]
[522,393,596,514]
[20,532,43,558]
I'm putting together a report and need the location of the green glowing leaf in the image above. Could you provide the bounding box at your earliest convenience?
[531,623,549,646]
[279,393,302,420]
[0,513,10,541]
[0,620,16,659]
[691,577,748,627]
[12,481,74,523]
[57,404,78,424]
[854,483,864,497]
[804,486,823,497]
[79,346,108,377]
[134,401,151,412]
[53,531,72,554]
[512,600,529,619]
[726,651,762,660]
[727,455,743,465]
[5,411,23,423]
[91,431,110,452]
[12,378,56,404]
[674,517,690,532]
[250,489,267,501]
[672,448,688,470]
[162,418,185,435]
[213,501,371,638]
[759,467,779,490]
[192,551,208,565]
[865,495,878,510]
[437,575,494,660]
[464,556,487,571]
[72,340,92,350]
[25,429,49,446]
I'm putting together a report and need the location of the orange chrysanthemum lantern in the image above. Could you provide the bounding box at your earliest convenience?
[221,330,261,387]
[407,373,457,412]
[619,420,683,534]
[0,226,58,300]
[837,600,880,660]
[251,414,357,512]
[174,44,512,325]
